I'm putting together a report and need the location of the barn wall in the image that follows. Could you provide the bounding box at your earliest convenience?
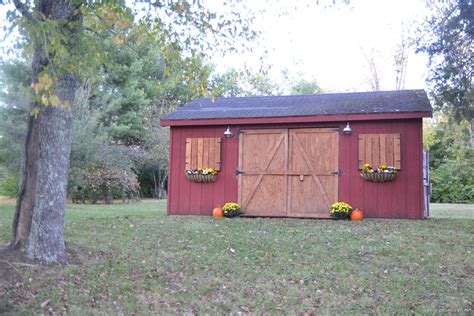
[338,119,424,219]
[167,125,239,215]
[167,118,424,218]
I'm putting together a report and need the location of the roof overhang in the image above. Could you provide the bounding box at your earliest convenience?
[160,111,432,127]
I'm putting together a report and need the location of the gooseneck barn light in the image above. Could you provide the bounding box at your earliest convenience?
[342,122,352,135]
[224,126,233,138]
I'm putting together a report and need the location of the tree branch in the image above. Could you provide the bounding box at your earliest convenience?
[12,0,35,22]
[83,25,139,54]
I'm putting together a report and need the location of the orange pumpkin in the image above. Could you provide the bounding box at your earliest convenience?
[350,208,364,221]
[212,207,223,218]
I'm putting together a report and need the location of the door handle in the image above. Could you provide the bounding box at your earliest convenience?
[299,174,304,181]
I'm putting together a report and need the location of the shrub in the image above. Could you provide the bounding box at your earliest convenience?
[70,167,140,204]
[431,160,474,203]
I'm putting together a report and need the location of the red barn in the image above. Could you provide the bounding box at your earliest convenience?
[160,90,432,219]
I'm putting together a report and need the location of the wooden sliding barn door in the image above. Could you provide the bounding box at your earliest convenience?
[288,128,338,218]
[238,129,288,216]
[238,128,338,218]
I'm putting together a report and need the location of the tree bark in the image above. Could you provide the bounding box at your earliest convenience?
[11,0,82,264]
[104,190,113,205]
[152,170,158,199]
[158,171,168,199]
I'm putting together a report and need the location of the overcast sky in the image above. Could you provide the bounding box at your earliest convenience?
[0,0,433,94]
[209,0,432,93]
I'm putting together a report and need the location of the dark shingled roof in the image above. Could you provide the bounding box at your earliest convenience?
[161,89,432,121]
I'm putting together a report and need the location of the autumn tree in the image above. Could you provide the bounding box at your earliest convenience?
[4,0,256,264]
[417,0,473,121]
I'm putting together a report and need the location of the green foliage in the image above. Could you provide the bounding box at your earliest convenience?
[422,118,437,150]
[426,118,473,203]
[209,69,245,97]
[2,1,258,203]
[210,68,283,97]
[290,79,323,95]
[427,119,472,169]
[0,174,19,198]
[416,0,474,121]
[69,84,139,202]
[0,60,30,178]
[5,1,257,111]
[95,32,210,145]
[431,160,474,203]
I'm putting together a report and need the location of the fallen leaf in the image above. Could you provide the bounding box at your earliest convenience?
[40,299,51,308]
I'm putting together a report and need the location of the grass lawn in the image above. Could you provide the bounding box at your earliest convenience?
[0,200,472,314]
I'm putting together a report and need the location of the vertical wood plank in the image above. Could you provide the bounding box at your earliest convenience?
[185,138,192,171]
[238,132,244,207]
[405,122,419,218]
[179,129,192,215]
[386,134,394,166]
[394,134,401,169]
[215,138,222,171]
[214,133,226,212]
[372,135,380,166]
[351,124,364,212]
[389,124,406,218]
[380,134,387,165]
[199,131,214,215]
[365,135,372,166]
[362,125,378,218]
[333,131,339,203]
[168,128,179,214]
[202,138,209,168]
[284,129,289,214]
[197,138,204,168]
[209,138,216,170]
[358,135,365,169]
[224,132,239,206]
[375,125,391,218]
[191,138,198,169]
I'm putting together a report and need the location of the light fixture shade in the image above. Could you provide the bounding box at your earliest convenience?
[342,122,352,134]
[224,126,233,138]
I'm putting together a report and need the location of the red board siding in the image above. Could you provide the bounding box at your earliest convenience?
[167,126,239,215]
[167,118,424,219]
[337,119,423,219]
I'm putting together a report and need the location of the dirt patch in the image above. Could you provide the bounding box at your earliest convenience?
[0,244,27,314]
[0,245,24,284]
[0,199,16,206]
[0,198,75,205]
[0,243,108,314]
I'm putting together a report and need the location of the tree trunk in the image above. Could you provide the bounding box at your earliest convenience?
[104,191,113,205]
[11,114,41,249]
[152,170,158,199]
[11,0,82,264]
[158,171,168,199]
[26,101,73,263]
[470,119,473,148]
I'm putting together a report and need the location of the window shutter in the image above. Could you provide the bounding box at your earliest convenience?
[185,138,221,171]
[358,134,401,169]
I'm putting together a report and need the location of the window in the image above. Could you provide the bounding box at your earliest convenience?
[358,134,401,169]
[185,138,222,170]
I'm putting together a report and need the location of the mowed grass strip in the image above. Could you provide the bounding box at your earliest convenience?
[0,200,472,314]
